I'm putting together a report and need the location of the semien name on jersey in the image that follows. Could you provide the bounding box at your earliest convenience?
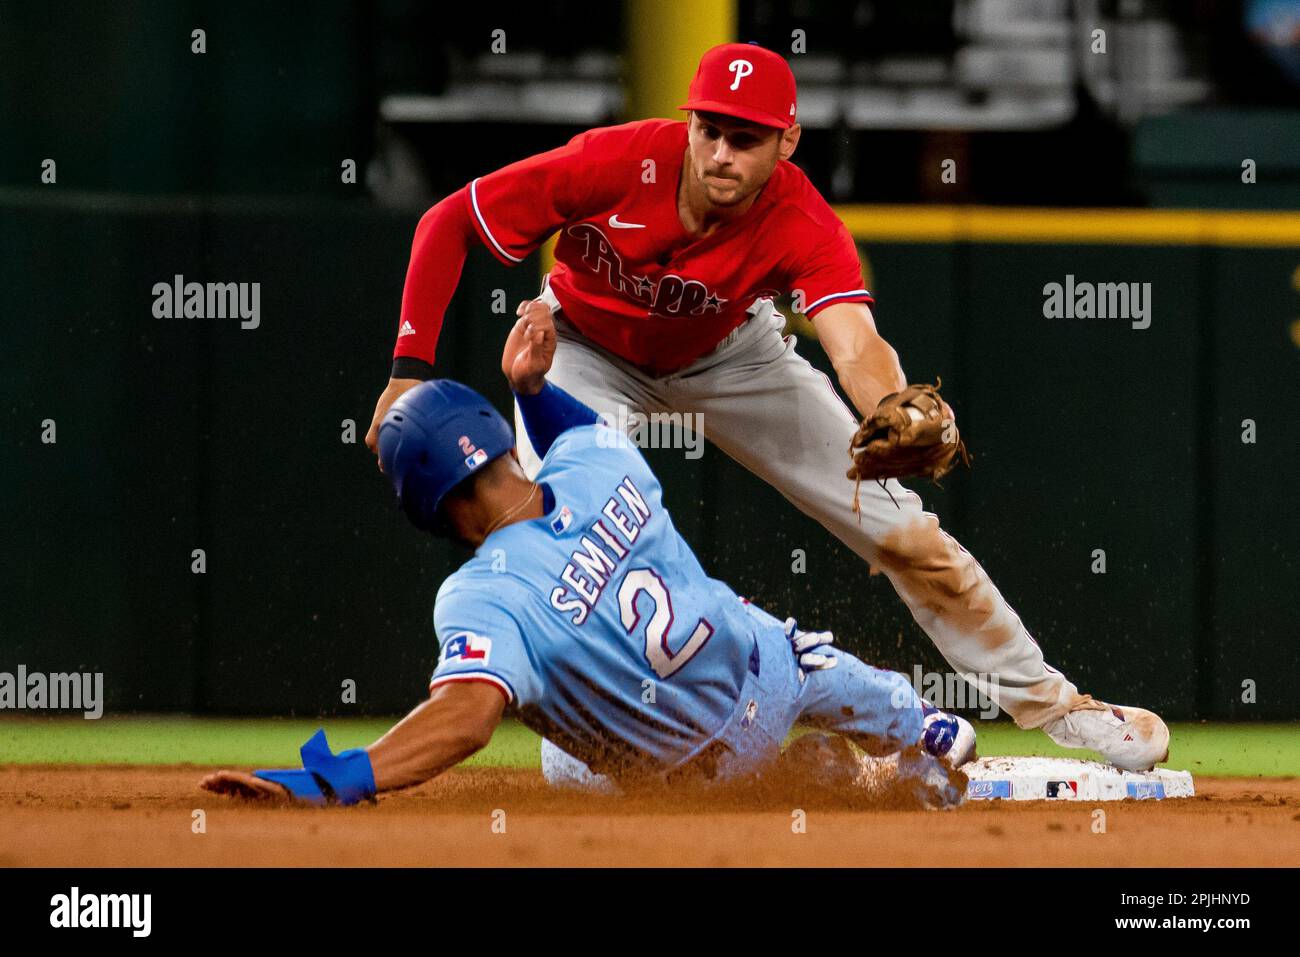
[549,475,651,625]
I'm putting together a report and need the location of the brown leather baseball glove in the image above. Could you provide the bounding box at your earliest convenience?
[847,381,969,510]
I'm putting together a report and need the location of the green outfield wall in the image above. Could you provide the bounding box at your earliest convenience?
[2,198,1297,719]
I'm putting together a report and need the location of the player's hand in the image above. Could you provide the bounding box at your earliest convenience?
[199,770,294,803]
[502,299,557,396]
[784,617,837,681]
[365,377,424,466]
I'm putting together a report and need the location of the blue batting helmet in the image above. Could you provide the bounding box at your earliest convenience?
[377,380,515,532]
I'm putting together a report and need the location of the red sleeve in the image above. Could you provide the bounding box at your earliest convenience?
[466,134,588,265]
[791,219,875,318]
[392,186,476,364]
[393,134,589,365]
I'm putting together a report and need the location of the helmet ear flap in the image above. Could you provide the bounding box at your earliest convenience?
[427,506,455,539]
[387,424,435,533]
[398,480,438,534]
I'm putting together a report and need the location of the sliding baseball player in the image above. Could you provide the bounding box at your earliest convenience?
[200,302,973,805]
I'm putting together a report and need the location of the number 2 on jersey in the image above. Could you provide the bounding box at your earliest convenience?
[617,568,714,679]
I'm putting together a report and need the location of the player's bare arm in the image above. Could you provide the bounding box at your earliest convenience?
[366,682,505,791]
[811,300,908,418]
[199,681,504,803]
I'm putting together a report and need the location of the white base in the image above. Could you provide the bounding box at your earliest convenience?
[964,756,1194,801]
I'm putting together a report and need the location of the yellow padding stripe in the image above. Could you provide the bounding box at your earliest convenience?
[833,206,1300,247]
[533,206,1300,282]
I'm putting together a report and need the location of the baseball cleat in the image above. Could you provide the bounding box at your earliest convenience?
[919,711,977,767]
[1042,699,1170,771]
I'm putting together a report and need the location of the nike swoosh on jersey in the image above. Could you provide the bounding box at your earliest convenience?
[607,215,646,229]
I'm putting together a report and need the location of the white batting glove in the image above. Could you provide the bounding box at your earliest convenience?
[784,617,837,681]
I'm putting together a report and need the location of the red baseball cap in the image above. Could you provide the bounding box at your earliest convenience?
[679,42,797,130]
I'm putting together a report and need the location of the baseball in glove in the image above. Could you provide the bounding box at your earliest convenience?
[847,380,970,514]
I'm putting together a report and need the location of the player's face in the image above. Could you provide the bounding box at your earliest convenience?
[687,112,797,207]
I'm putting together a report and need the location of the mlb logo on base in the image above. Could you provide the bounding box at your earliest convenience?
[1045,780,1079,799]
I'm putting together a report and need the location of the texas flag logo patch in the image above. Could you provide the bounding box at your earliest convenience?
[464,448,489,470]
[550,505,573,535]
[439,631,492,665]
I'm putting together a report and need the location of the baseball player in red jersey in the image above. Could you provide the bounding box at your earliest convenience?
[366,42,1170,772]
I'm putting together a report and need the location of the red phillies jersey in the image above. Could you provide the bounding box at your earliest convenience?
[466,119,872,374]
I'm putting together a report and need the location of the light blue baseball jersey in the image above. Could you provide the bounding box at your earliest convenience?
[429,423,781,775]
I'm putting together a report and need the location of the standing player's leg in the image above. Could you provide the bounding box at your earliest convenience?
[664,302,1168,769]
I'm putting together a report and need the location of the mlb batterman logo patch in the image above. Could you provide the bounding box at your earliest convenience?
[439,631,492,666]
[551,505,573,535]
[465,447,489,469]
[1046,780,1079,799]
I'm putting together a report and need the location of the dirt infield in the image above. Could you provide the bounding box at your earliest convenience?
[1,765,1296,867]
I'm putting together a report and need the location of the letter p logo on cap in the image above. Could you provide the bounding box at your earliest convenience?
[727,59,754,90]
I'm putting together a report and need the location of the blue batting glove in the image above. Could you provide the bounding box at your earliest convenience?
[254,729,377,806]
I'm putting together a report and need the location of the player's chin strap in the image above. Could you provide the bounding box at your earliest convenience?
[253,729,377,807]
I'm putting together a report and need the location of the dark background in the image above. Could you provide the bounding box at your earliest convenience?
[1,1,1297,718]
